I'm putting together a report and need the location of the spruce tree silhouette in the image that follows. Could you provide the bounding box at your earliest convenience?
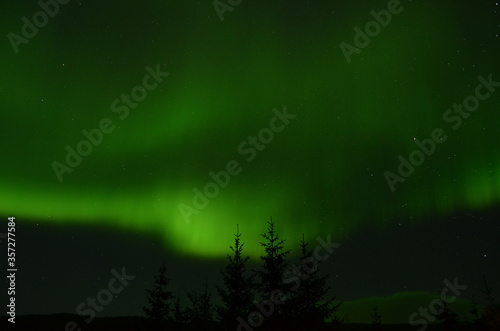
[480,275,500,330]
[185,279,214,326]
[172,295,185,324]
[370,305,382,331]
[433,298,457,331]
[286,234,340,329]
[216,224,255,330]
[469,295,482,329]
[143,263,175,327]
[256,217,291,329]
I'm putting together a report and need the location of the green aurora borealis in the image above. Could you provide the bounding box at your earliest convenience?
[1,0,499,259]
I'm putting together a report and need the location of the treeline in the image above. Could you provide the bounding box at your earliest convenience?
[142,219,341,330]
[141,219,500,331]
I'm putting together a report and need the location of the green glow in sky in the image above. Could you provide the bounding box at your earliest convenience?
[1,1,499,258]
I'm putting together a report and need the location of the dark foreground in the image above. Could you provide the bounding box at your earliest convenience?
[0,314,486,331]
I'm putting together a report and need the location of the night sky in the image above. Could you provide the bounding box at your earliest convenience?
[1,0,499,325]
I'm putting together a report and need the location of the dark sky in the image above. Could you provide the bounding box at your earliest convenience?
[1,0,499,325]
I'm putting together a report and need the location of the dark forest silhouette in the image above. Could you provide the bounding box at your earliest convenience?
[140,219,500,331]
[142,219,339,330]
[1,219,499,330]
